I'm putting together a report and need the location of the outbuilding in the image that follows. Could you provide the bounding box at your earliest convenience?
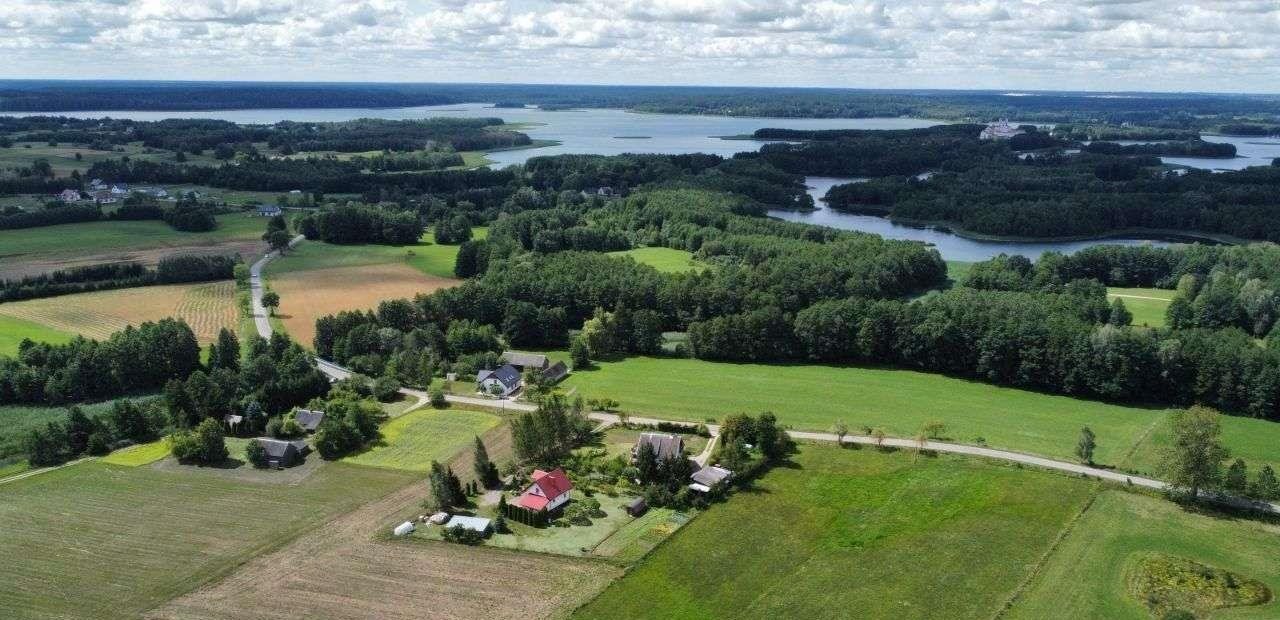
[256,438,310,469]
[624,497,648,517]
[445,515,492,534]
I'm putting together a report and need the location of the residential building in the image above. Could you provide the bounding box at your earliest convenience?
[256,438,310,468]
[515,468,573,513]
[500,351,549,372]
[256,204,283,217]
[541,361,569,384]
[689,465,733,492]
[633,432,685,462]
[110,183,129,195]
[57,189,81,202]
[979,120,1024,141]
[476,364,521,397]
[293,409,325,433]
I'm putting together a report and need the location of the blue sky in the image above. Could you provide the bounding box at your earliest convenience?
[3,0,1279,93]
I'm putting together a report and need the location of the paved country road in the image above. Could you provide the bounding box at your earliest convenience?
[249,238,1280,517]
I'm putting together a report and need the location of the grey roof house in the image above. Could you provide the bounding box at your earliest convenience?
[293,409,325,433]
[541,361,569,384]
[257,438,310,469]
[477,364,522,397]
[690,465,733,491]
[633,432,685,462]
[501,351,548,371]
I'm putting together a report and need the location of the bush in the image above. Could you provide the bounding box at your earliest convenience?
[85,432,111,456]
[170,419,228,464]
[430,387,448,408]
[246,440,268,468]
[373,376,401,402]
[440,523,486,545]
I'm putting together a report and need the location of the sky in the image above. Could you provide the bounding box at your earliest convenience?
[2,0,1279,93]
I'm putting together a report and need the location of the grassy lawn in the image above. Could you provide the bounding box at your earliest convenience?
[266,227,486,279]
[558,355,1280,476]
[0,460,417,620]
[947,260,974,283]
[608,247,708,273]
[573,443,1097,620]
[342,407,501,472]
[0,314,75,356]
[1108,287,1173,328]
[1006,491,1280,619]
[101,438,171,466]
[591,507,691,565]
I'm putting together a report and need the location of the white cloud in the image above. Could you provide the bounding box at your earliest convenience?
[1,0,1278,92]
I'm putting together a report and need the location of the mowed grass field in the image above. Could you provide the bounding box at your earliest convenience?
[0,461,418,620]
[608,247,708,273]
[0,212,266,280]
[0,281,237,344]
[1006,491,1280,619]
[559,356,1280,475]
[343,407,502,472]
[1109,287,1174,328]
[574,444,1098,620]
[0,314,74,355]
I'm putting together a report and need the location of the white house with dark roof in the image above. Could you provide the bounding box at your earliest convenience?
[477,364,522,397]
[57,189,82,203]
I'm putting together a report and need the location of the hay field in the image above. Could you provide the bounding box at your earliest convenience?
[0,281,237,344]
[269,264,457,347]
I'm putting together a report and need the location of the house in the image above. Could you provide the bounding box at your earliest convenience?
[476,364,521,397]
[91,190,117,204]
[256,204,283,217]
[57,189,81,202]
[596,186,615,197]
[444,515,493,534]
[110,183,129,195]
[624,496,648,517]
[541,361,569,385]
[515,468,574,513]
[689,465,733,492]
[256,438,310,469]
[633,432,685,462]
[88,178,106,191]
[979,119,1024,141]
[501,351,548,372]
[293,409,325,433]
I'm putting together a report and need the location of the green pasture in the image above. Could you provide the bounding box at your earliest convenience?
[265,227,487,279]
[0,315,75,356]
[608,247,708,273]
[1108,287,1173,328]
[342,407,501,472]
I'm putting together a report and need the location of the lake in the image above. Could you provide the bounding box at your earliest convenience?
[768,177,1175,262]
[32,103,943,166]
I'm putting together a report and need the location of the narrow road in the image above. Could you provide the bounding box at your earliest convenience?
[251,238,1279,516]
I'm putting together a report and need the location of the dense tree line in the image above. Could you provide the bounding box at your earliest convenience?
[0,254,237,302]
[0,319,202,405]
[1082,140,1236,158]
[296,203,424,244]
[745,124,1002,177]
[265,118,527,153]
[0,203,99,229]
[823,153,1280,241]
[25,399,166,467]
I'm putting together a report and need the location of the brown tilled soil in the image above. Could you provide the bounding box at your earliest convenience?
[147,423,618,620]
[270,264,459,347]
[0,240,266,281]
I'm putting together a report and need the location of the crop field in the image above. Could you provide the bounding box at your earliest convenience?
[343,407,502,472]
[608,247,708,273]
[0,280,237,344]
[0,314,74,356]
[558,355,1280,475]
[0,461,418,620]
[0,142,217,176]
[0,212,266,280]
[573,444,1097,620]
[152,419,618,620]
[1108,287,1173,328]
[1006,491,1280,619]
[267,263,457,347]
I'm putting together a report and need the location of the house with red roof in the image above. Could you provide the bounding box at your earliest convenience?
[515,468,573,513]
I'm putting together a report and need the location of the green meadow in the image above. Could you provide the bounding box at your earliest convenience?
[266,227,487,279]
[1108,287,1173,328]
[342,407,501,472]
[574,444,1097,620]
[0,211,264,264]
[608,247,708,273]
[1006,491,1280,619]
[559,355,1280,474]
[0,315,74,356]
